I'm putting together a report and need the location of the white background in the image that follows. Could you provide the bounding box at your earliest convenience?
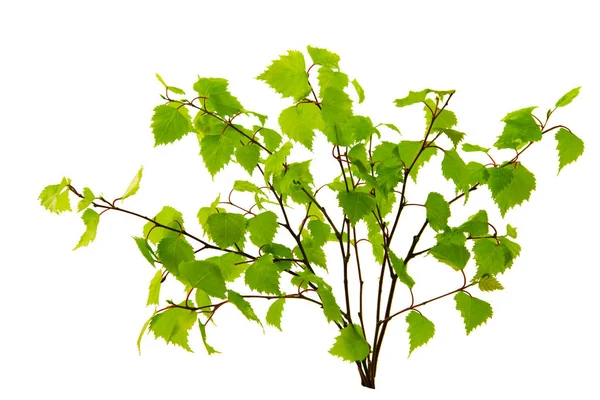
[2,1,599,398]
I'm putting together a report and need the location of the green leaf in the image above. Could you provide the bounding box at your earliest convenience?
[200,133,235,177]
[133,236,156,266]
[234,143,260,175]
[195,289,212,318]
[257,127,282,152]
[179,260,227,299]
[77,187,95,212]
[149,304,198,351]
[273,160,314,205]
[494,107,541,150]
[389,250,415,289]
[555,86,581,108]
[441,149,471,194]
[227,290,262,326]
[307,220,331,247]
[394,88,454,107]
[264,142,292,182]
[378,123,400,134]
[555,128,584,173]
[366,216,384,264]
[120,166,143,202]
[425,192,450,232]
[429,243,470,271]
[337,190,376,224]
[206,212,247,248]
[143,206,185,245]
[266,298,286,330]
[146,269,162,306]
[406,311,435,356]
[307,46,340,69]
[473,239,508,278]
[321,87,353,126]
[137,313,153,355]
[459,210,489,237]
[156,236,194,277]
[506,224,518,239]
[198,321,220,355]
[233,180,259,193]
[351,79,365,103]
[247,211,279,248]
[454,292,493,335]
[156,73,185,95]
[73,209,100,250]
[329,324,370,362]
[424,100,458,131]
[487,164,536,216]
[151,103,193,146]
[278,104,324,150]
[245,255,281,295]
[257,50,310,101]
[39,177,71,214]
[462,143,490,153]
[398,140,438,182]
[478,275,504,292]
[318,67,349,93]
[290,271,342,323]
[206,253,246,282]
[193,77,243,117]
[295,237,327,269]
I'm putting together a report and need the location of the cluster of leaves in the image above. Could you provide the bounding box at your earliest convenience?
[39,46,584,387]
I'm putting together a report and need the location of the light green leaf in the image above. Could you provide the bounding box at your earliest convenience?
[462,143,490,153]
[247,211,279,248]
[73,209,100,250]
[329,324,370,362]
[295,237,327,269]
[264,142,292,182]
[454,292,493,335]
[179,260,227,299]
[206,253,246,282]
[494,107,541,150]
[198,321,220,355]
[137,313,154,355]
[378,123,400,134]
[429,243,470,271]
[151,103,193,146]
[473,239,508,278]
[389,250,415,289]
[195,289,212,318]
[478,275,504,292]
[206,212,247,248]
[394,88,454,107]
[266,298,286,330]
[321,87,353,126]
[366,215,384,264]
[245,255,281,295]
[425,192,450,232]
[233,180,260,193]
[506,224,518,239]
[555,128,584,173]
[272,160,313,205]
[307,220,331,247]
[441,149,471,194]
[290,271,342,323]
[200,133,236,177]
[39,177,71,214]
[307,46,340,69]
[133,236,157,266]
[555,86,581,108]
[143,206,185,245]
[193,77,243,117]
[398,140,438,182]
[351,79,365,103]
[406,311,435,356]
[156,236,194,277]
[278,103,324,150]
[257,127,282,152]
[149,304,198,351]
[459,210,489,237]
[257,50,311,101]
[146,269,162,306]
[77,187,95,212]
[121,166,143,201]
[487,164,536,216]
[235,143,260,175]
[337,190,377,224]
[318,67,349,93]
[227,290,262,326]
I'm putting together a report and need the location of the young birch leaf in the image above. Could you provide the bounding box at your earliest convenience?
[318,67,349,93]
[454,292,493,335]
[195,289,212,318]
[193,77,243,117]
[257,127,282,152]
[295,238,327,269]
[459,210,489,237]
[506,224,518,239]
[398,140,438,182]
[489,164,536,216]
[478,275,504,292]
[146,269,162,306]
[439,128,466,147]
[227,290,262,326]
[264,142,292,182]
[351,79,365,103]
[366,216,384,264]
[462,143,490,153]
[406,311,435,356]
[73,209,100,250]
[473,239,507,278]
[133,236,156,267]
[307,46,340,69]
[247,211,278,248]
[179,260,227,299]
[266,298,286,331]
[77,187,95,212]
[206,213,246,248]
[278,103,324,150]
[555,128,584,173]
[149,305,198,352]
[321,87,353,126]
[156,236,194,277]
[378,123,400,134]
[200,133,235,177]
[441,149,471,194]
[429,243,470,271]
[245,255,281,295]
[425,192,450,232]
[39,177,71,214]
[137,313,154,355]
[206,253,246,282]
[389,251,415,289]
[555,86,581,108]
[143,206,185,245]
[329,324,370,362]
[308,220,331,247]
[394,89,429,107]
[257,50,311,101]
[494,107,541,150]
[151,103,193,146]
[120,166,143,202]
[198,321,220,355]
[235,144,260,175]
[233,180,259,193]
[337,191,376,224]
